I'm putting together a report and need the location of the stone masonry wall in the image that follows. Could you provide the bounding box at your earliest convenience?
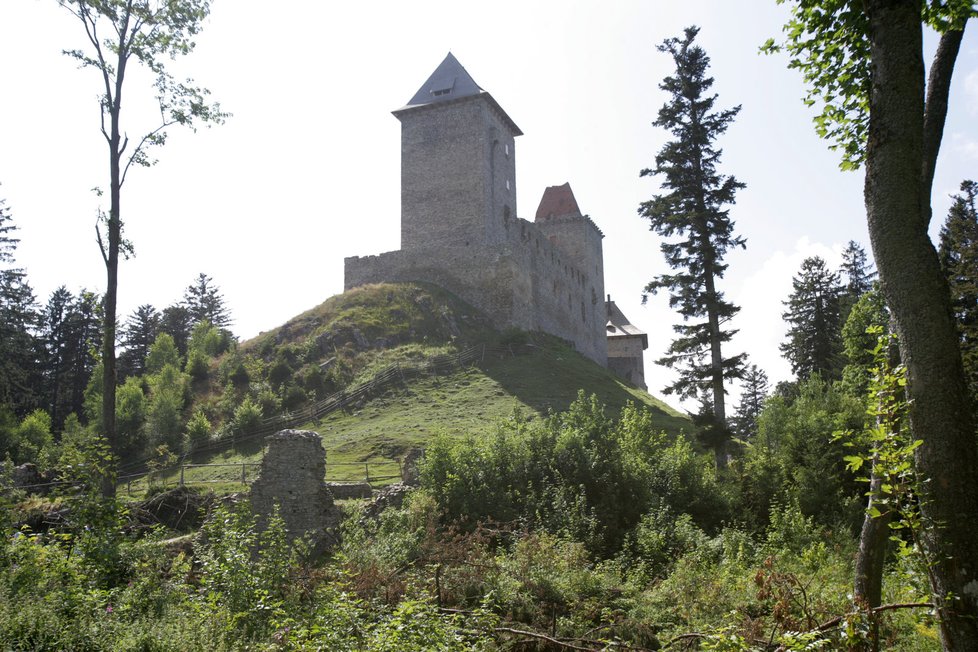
[399,98,518,251]
[250,429,341,555]
[345,211,607,365]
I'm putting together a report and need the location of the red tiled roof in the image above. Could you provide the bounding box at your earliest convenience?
[535,182,582,221]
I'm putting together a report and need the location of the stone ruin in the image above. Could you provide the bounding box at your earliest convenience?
[249,429,342,555]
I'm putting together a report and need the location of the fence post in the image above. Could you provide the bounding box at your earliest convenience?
[241,463,247,485]
[179,466,185,486]
[365,463,370,484]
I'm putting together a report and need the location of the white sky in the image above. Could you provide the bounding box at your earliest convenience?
[1,1,976,412]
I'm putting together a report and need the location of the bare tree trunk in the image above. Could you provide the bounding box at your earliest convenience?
[862,1,978,648]
[853,460,891,651]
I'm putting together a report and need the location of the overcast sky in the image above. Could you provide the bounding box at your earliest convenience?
[1,1,976,412]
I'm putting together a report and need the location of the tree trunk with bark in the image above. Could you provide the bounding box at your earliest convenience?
[862,1,978,648]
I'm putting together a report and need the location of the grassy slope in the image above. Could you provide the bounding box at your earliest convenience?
[164,283,691,487]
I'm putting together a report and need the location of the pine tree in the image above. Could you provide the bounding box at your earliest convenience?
[118,304,161,379]
[183,273,232,330]
[39,287,103,428]
[639,26,746,443]
[838,240,876,321]
[731,363,770,440]
[0,194,40,414]
[780,256,844,381]
[160,304,192,357]
[938,180,978,411]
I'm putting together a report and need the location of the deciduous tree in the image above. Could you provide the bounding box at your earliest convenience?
[770,1,978,645]
[58,0,226,495]
[639,26,746,458]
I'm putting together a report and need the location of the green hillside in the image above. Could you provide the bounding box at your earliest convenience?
[185,282,690,481]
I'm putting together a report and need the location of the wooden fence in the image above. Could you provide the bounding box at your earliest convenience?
[112,343,517,487]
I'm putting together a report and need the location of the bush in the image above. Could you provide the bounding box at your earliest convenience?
[185,409,212,451]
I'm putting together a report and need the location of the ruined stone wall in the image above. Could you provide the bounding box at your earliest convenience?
[250,430,341,555]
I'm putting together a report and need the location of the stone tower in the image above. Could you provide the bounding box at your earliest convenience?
[394,52,522,250]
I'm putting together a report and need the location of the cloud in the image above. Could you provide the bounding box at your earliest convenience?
[729,238,845,393]
[964,68,978,115]
[951,132,978,161]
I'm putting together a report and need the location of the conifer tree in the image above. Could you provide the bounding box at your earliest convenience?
[780,256,844,381]
[938,180,978,410]
[639,26,746,440]
[118,304,161,379]
[183,273,233,331]
[731,363,770,440]
[0,194,40,414]
[838,240,876,321]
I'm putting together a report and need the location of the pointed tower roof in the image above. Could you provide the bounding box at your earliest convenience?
[393,53,522,135]
[535,183,583,221]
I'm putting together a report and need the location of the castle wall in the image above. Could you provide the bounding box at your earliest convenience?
[345,213,607,365]
[399,99,518,251]
[608,355,647,390]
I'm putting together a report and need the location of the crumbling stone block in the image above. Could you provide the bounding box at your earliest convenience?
[250,429,341,555]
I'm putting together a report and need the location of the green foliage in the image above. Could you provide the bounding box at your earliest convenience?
[781,256,845,381]
[422,393,726,557]
[939,179,978,413]
[840,285,889,399]
[116,375,147,461]
[230,396,262,436]
[185,347,210,382]
[639,26,746,409]
[838,331,923,553]
[185,408,211,451]
[183,274,233,331]
[739,375,864,531]
[146,363,188,451]
[764,0,974,170]
[6,408,54,465]
[146,333,182,375]
[197,503,293,640]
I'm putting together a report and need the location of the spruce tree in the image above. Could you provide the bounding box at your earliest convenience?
[118,304,161,379]
[780,256,844,381]
[183,273,233,330]
[838,240,876,320]
[938,180,978,411]
[639,26,746,443]
[0,194,40,414]
[731,363,770,440]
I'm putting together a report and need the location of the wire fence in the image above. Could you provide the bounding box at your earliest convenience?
[116,460,403,496]
[2,341,523,498]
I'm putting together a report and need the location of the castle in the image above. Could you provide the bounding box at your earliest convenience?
[344,53,646,385]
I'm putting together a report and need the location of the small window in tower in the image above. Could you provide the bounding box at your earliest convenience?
[430,76,455,97]
[505,143,510,156]
[506,179,511,191]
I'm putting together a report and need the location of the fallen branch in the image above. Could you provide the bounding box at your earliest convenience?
[816,601,935,632]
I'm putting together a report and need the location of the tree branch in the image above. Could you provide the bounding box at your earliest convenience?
[921,27,965,231]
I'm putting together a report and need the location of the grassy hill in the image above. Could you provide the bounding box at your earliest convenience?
[171,282,691,486]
